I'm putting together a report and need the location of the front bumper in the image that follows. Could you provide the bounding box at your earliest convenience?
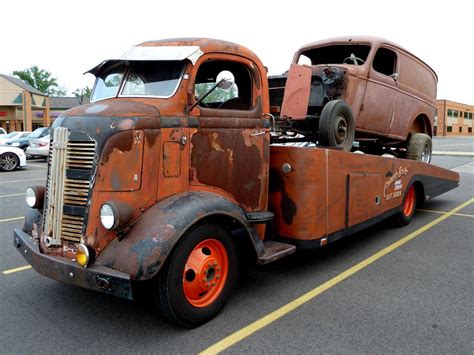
[13,229,133,300]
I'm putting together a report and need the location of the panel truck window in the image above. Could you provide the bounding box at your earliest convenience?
[194,60,252,110]
[373,48,398,76]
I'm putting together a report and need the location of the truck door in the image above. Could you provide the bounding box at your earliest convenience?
[357,46,399,134]
[188,54,269,212]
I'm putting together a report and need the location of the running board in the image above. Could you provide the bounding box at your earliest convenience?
[246,211,274,224]
[257,241,296,264]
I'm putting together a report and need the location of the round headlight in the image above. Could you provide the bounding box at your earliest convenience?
[25,187,37,207]
[76,243,90,268]
[100,204,116,230]
[25,186,45,209]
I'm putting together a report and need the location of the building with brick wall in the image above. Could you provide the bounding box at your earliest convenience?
[435,100,473,136]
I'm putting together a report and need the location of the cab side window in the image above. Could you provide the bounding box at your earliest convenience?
[373,48,397,76]
[194,60,252,110]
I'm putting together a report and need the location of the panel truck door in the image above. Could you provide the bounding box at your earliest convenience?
[188,54,270,212]
[357,46,399,134]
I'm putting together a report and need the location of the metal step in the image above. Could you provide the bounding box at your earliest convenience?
[246,211,274,224]
[257,240,296,264]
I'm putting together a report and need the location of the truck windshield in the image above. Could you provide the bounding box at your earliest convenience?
[91,61,185,102]
[299,44,371,65]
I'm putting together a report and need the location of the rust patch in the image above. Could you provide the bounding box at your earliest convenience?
[191,130,262,210]
[96,130,144,191]
[269,168,297,225]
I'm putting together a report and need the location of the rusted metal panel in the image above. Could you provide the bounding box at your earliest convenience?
[269,146,328,240]
[96,130,145,191]
[85,129,161,253]
[269,145,459,242]
[347,173,383,226]
[280,64,312,119]
[190,127,269,211]
[163,141,181,177]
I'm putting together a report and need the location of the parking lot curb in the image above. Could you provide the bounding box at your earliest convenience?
[432,151,474,157]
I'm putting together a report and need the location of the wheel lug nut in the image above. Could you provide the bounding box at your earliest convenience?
[214,262,218,266]
[212,282,216,286]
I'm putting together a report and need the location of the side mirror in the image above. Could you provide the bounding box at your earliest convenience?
[216,70,235,90]
[390,72,399,81]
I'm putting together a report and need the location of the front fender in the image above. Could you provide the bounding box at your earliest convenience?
[95,191,261,280]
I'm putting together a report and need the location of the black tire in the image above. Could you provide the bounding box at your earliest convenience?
[406,133,432,163]
[392,184,417,227]
[155,223,238,327]
[319,100,355,151]
[0,153,19,171]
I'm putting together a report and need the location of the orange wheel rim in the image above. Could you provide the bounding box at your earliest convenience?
[403,185,416,216]
[183,239,229,308]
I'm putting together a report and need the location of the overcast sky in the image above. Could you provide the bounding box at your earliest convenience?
[1,0,472,104]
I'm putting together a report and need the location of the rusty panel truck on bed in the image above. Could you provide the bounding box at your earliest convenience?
[14,38,458,327]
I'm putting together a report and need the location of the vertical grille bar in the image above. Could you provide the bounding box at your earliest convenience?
[43,128,69,247]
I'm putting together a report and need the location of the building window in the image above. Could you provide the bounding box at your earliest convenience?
[464,112,468,118]
[447,126,452,132]
[447,109,453,117]
[469,127,472,133]
[459,127,463,133]
[454,110,458,117]
[469,113,473,120]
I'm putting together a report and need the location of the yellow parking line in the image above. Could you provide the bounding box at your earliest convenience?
[200,198,474,355]
[2,265,32,275]
[0,216,24,223]
[417,209,474,218]
[0,178,44,184]
[0,193,26,198]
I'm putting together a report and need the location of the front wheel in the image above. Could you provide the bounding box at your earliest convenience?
[319,100,355,151]
[0,153,19,171]
[406,133,432,163]
[155,224,238,327]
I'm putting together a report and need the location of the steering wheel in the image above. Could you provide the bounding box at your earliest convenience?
[343,55,365,65]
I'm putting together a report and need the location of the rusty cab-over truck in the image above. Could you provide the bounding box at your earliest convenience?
[14,38,459,327]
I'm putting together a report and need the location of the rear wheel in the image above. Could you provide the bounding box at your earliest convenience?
[393,185,417,227]
[155,223,238,327]
[319,100,355,151]
[406,133,432,163]
[0,153,19,171]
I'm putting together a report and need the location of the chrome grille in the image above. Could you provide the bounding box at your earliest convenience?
[66,142,95,169]
[43,130,96,246]
[61,215,86,242]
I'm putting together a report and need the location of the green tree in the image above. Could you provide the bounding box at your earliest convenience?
[73,86,92,103]
[12,66,66,96]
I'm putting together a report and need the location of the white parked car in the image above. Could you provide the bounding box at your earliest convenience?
[0,128,7,135]
[26,135,50,158]
[0,131,31,145]
[0,145,26,171]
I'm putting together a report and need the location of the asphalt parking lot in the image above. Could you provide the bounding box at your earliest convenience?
[0,137,473,354]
